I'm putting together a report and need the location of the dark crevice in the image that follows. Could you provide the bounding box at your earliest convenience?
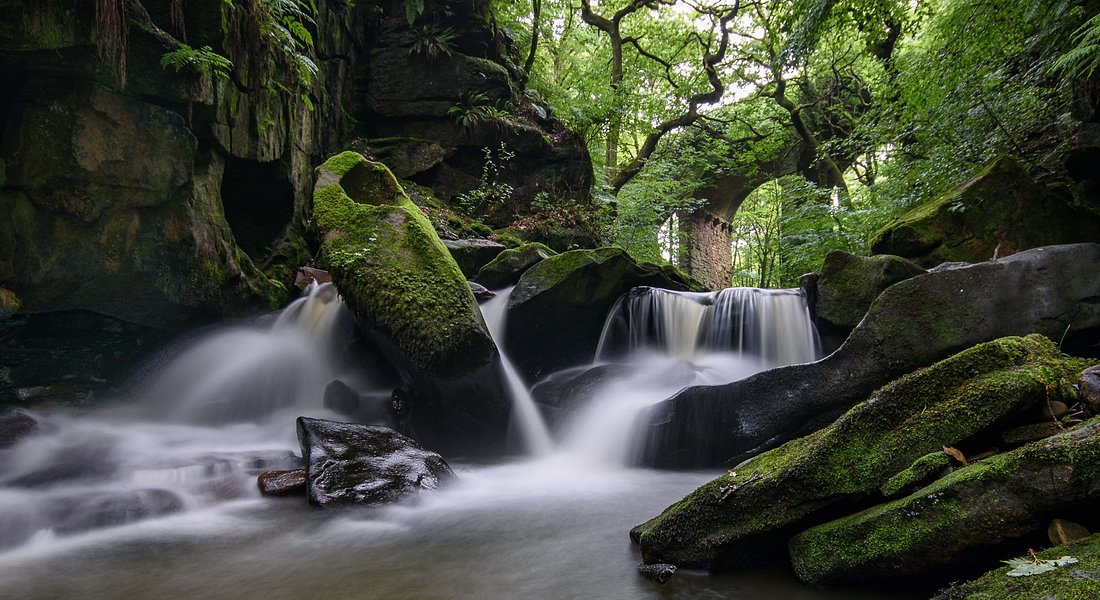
[220,156,295,259]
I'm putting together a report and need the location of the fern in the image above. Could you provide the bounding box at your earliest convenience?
[1052,13,1100,78]
[160,44,233,79]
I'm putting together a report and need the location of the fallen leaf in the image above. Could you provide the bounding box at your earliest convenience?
[943,446,969,465]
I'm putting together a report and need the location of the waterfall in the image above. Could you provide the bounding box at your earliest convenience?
[478,288,554,456]
[563,285,822,465]
[596,286,821,367]
[150,282,351,425]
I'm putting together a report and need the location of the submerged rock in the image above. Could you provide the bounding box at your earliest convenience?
[0,410,38,446]
[637,563,677,584]
[474,243,557,290]
[641,243,1100,469]
[257,469,307,497]
[44,489,184,536]
[312,152,509,454]
[505,247,702,381]
[788,420,1100,584]
[634,335,1087,570]
[296,417,455,507]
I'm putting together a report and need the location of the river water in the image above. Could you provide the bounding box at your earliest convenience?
[0,284,920,599]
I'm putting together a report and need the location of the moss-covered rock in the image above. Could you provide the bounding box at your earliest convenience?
[640,243,1100,470]
[504,247,704,381]
[474,242,556,290]
[880,451,952,498]
[870,157,1100,267]
[312,152,510,454]
[789,419,1100,585]
[814,250,926,344]
[313,151,496,378]
[634,335,1088,570]
[934,532,1100,599]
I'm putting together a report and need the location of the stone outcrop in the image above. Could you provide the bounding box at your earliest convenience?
[442,238,506,278]
[474,242,556,290]
[296,417,455,507]
[312,152,509,454]
[640,243,1100,469]
[633,335,1088,570]
[811,251,925,351]
[504,247,703,381]
[870,157,1100,267]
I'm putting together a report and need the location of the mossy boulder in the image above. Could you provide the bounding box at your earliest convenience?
[441,238,506,278]
[870,157,1100,267]
[312,152,509,454]
[814,251,925,346]
[789,419,1100,585]
[640,243,1100,470]
[474,242,556,290]
[933,532,1100,599]
[634,335,1087,570]
[504,247,704,381]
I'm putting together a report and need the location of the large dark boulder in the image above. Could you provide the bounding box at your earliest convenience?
[296,417,455,507]
[442,238,506,278]
[504,247,703,381]
[474,242,556,290]
[634,335,1088,570]
[789,420,1100,585]
[870,157,1100,267]
[312,152,509,454]
[813,251,925,349]
[641,243,1100,469]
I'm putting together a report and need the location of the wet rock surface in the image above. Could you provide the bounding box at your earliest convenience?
[642,243,1100,469]
[296,417,455,507]
[257,469,308,497]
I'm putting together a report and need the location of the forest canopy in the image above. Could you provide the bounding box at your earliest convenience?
[492,0,1098,285]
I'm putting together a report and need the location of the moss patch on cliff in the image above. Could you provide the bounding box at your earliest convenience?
[934,532,1100,599]
[313,151,495,377]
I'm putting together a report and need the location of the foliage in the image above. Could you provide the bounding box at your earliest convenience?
[448,93,510,131]
[1003,553,1079,577]
[457,143,517,214]
[160,44,233,79]
[1052,13,1100,79]
[409,26,457,60]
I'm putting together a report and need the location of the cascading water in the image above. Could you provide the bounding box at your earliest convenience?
[478,287,554,456]
[0,282,882,600]
[558,285,822,465]
[0,282,352,553]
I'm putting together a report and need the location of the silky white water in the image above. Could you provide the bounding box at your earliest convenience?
[0,283,901,600]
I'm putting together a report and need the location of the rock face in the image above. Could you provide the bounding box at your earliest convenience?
[788,420,1100,584]
[504,247,702,381]
[812,251,925,350]
[641,243,1100,469]
[362,0,593,225]
[296,417,455,507]
[312,152,509,454]
[870,157,1100,267]
[442,238,506,278]
[474,242,556,290]
[634,335,1087,570]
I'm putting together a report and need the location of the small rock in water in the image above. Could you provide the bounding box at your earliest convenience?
[257,469,308,497]
[324,379,361,414]
[1048,518,1091,546]
[638,563,677,584]
[0,410,38,447]
[468,281,496,302]
[296,417,454,507]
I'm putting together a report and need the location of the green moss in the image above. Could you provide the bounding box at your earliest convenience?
[880,451,952,498]
[0,287,21,314]
[493,230,524,249]
[636,334,1088,569]
[938,533,1100,599]
[788,419,1100,586]
[312,152,493,377]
